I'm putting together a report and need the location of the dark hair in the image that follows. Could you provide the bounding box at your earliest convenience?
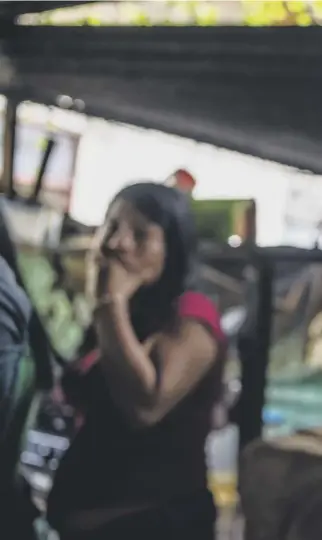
[110,182,198,340]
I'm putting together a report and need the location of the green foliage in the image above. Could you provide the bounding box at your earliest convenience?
[18,250,86,360]
[243,1,315,27]
[18,2,321,29]
[118,3,152,26]
[18,1,217,27]
[191,199,250,243]
[192,1,218,26]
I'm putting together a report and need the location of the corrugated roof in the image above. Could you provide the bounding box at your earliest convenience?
[0,2,90,20]
[1,24,322,172]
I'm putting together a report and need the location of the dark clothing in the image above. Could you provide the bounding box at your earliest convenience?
[0,256,35,540]
[0,256,31,435]
[0,256,30,345]
[48,292,224,539]
[48,362,218,533]
[61,489,215,540]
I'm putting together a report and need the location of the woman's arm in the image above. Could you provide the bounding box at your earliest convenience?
[95,298,156,404]
[95,297,217,427]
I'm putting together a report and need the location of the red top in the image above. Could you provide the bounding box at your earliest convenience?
[178,291,225,342]
[47,291,225,532]
[76,291,225,376]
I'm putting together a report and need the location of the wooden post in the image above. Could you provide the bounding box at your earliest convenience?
[245,200,257,244]
[1,97,18,198]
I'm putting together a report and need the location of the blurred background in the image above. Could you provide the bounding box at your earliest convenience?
[1,2,322,538]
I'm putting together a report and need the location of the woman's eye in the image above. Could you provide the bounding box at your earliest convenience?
[102,220,118,243]
[98,220,119,256]
[108,220,119,236]
[134,228,147,243]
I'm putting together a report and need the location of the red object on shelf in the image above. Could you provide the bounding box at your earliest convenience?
[165,169,196,194]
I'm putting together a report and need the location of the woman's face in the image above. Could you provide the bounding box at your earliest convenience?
[93,199,166,285]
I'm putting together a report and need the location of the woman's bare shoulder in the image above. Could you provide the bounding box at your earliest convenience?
[156,318,217,367]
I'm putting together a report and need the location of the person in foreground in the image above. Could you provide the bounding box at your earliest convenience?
[47,182,226,540]
[0,256,37,540]
[0,255,31,434]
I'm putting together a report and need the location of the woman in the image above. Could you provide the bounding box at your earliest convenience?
[47,182,226,540]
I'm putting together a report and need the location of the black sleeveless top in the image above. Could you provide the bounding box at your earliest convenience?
[47,292,225,533]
